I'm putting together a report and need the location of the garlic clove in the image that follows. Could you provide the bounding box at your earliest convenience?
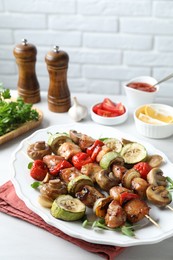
[68,96,88,122]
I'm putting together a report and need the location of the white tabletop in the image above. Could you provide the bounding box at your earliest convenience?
[0,91,173,260]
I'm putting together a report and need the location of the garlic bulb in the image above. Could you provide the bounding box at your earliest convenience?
[68,96,88,122]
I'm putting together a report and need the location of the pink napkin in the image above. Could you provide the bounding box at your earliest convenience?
[0,181,125,260]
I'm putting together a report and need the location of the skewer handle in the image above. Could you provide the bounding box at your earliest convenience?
[145,215,160,228]
[166,205,173,211]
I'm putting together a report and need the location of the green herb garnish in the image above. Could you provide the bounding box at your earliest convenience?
[82,218,135,237]
[31,181,41,189]
[28,162,33,169]
[0,86,39,136]
[166,176,173,191]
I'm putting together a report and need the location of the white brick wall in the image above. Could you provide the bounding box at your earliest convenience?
[0,0,173,97]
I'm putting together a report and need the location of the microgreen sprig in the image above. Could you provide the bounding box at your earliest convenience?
[82,218,135,237]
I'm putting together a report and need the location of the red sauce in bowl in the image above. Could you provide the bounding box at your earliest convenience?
[127,82,157,92]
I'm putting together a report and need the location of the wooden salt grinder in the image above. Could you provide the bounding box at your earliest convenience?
[45,46,71,112]
[13,39,41,104]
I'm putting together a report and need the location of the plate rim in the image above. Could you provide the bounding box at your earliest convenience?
[10,123,173,247]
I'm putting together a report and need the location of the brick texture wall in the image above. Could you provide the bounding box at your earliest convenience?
[0,0,173,97]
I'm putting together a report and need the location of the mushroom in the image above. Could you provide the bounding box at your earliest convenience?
[122,168,140,189]
[147,168,167,187]
[147,154,163,168]
[69,130,95,150]
[38,179,68,208]
[40,179,67,200]
[146,185,172,207]
[27,141,52,160]
[95,169,120,191]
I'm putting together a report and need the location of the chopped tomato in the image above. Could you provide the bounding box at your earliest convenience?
[72,152,93,170]
[96,108,119,117]
[102,98,125,115]
[119,192,139,205]
[102,98,117,112]
[30,160,48,181]
[133,162,152,179]
[92,98,125,117]
[49,160,72,176]
[92,103,103,114]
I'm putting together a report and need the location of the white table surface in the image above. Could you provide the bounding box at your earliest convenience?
[0,91,173,260]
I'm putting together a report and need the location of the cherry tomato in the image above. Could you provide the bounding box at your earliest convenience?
[133,162,152,179]
[30,160,48,181]
[72,152,93,170]
[119,192,139,206]
[49,160,72,176]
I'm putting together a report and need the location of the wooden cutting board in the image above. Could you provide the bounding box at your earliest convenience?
[0,108,43,145]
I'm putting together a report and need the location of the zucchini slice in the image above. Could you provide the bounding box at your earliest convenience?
[99,151,124,170]
[51,194,86,221]
[103,138,123,153]
[68,175,93,195]
[120,142,147,164]
[48,133,72,154]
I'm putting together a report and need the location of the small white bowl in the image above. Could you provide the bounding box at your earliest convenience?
[134,104,173,139]
[124,76,159,109]
[90,104,128,126]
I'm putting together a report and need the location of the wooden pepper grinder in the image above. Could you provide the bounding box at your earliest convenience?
[45,46,71,112]
[13,39,41,104]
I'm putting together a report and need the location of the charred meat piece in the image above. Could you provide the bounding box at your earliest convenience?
[131,177,149,199]
[43,155,64,169]
[112,164,127,183]
[59,167,82,183]
[123,198,150,223]
[69,130,95,151]
[109,186,134,201]
[75,185,105,208]
[105,200,127,228]
[80,162,103,182]
[57,141,82,160]
[96,145,111,163]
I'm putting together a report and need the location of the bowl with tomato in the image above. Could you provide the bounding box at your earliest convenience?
[91,98,128,126]
[124,76,159,109]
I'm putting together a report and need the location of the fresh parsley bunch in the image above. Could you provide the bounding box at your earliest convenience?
[0,85,39,136]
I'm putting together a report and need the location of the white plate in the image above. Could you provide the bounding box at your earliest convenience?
[11,123,173,247]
